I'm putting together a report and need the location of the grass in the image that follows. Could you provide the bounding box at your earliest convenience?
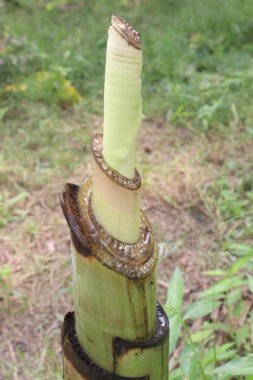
[2,0,253,123]
[0,0,253,379]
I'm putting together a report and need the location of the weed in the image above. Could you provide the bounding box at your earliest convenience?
[165,251,253,379]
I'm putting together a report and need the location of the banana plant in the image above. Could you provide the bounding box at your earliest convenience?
[60,15,169,380]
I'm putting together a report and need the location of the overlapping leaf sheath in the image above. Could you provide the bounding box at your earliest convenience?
[60,136,169,379]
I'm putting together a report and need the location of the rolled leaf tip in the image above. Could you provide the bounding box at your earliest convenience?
[110,15,142,50]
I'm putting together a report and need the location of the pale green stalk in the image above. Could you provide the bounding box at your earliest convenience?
[92,153,141,243]
[92,17,142,243]
[61,16,169,380]
[103,23,142,179]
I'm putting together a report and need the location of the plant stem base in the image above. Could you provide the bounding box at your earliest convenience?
[60,153,169,378]
[62,307,169,380]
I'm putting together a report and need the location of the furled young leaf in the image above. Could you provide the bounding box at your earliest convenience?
[211,356,253,376]
[169,313,182,355]
[165,267,184,312]
[183,299,220,320]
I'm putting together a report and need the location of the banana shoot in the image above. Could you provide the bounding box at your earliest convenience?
[60,15,169,380]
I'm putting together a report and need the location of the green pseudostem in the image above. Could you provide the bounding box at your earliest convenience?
[103,25,142,179]
[92,21,142,244]
[61,15,169,380]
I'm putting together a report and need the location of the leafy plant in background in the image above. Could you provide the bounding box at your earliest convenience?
[166,70,253,132]
[0,191,29,228]
[165,247,253,380]
[212,174,253,242]
[4,70,81,106]
[0,33,47,82]
[0,23,81,107]
[2,0,253,129]
[0,264,12,307]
